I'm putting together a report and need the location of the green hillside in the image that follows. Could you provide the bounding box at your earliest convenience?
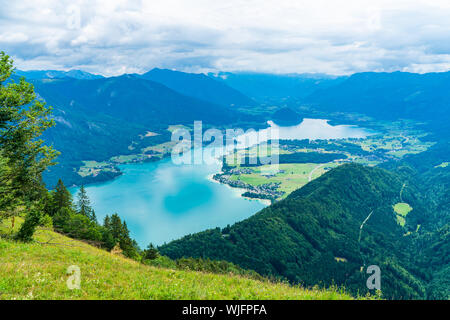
[160,164,429,299]
[0,223,354,300]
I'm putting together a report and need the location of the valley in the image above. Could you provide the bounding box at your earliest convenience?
[2,0,450,304]
[2,58,448,300]
[213,119,433,201]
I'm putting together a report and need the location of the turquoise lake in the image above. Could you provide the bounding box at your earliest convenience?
[75,119,374,247]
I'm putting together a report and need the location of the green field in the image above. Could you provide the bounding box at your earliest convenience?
[142,141,179,154]
[230,163,339,198]
[0,219,355,300]
[393,202,413,226]
[77,161,116,177]
[355,131,434,159]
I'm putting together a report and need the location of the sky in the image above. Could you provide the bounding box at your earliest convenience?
[1,0,450,76]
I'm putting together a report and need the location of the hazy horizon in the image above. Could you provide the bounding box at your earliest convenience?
[13,66,450,79]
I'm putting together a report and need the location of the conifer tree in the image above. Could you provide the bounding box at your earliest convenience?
[106,213,137,258]
[76,185,95,221]
[51,179,73,216]
[143,243,159,260]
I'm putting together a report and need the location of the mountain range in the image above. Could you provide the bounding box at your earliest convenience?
[27,74,251,187]
[15,68,450,188]
[209,72,346,102]
[15,69,104,80]
[160,150,450,299]
[9,66,450,300]
[302,71,450,123]
[139,68,256,107]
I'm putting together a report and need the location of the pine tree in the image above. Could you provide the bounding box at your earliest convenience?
[109,213,123,240]
[91,210,97,223]
[119,220,137,259]
[143,243,159,260]
[104,215,111,229]
[106,213,137,258]
[51,179,73,216]
[76,185,95,221]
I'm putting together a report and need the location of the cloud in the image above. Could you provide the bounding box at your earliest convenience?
[0,0,450,75]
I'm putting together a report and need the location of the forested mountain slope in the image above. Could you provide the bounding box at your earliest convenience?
[302,71,450,122]
[32,75,238,127]
[160,164,428,299]
[141,68,256,107]
[380,142,450,299]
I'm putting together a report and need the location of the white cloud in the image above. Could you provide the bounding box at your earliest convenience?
[1,0,450,75]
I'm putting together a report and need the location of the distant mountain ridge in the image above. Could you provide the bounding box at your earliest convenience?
[209,72,346,102]
[302,71,450,122]
[18,67,257,108]
[139,68,256,107]
[15,69,104,80]
[33,75,238,126]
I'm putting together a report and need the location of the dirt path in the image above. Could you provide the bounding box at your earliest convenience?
[358,210,374,267]
[308,164,325,182]
[400,183,406,202]
[358,210,374,243]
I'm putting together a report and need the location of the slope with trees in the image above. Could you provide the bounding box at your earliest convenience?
[159,164,431,299]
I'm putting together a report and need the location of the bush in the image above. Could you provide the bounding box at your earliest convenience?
[16,208,42,242]
[62,214,103,242]
[143,255,177,269]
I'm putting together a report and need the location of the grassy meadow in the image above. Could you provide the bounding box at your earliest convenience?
[0,218,356,300]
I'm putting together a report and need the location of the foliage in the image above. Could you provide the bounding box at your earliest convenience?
[160,164,431,299]
[76,185,96,222]
[0,51,58,236]
[104,213,139,259]
[142,243,159,261]
[16,206,42,242]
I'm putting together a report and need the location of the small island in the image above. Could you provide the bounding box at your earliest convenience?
[271,107,303,126]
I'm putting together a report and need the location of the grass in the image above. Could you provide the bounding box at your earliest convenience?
[393,203,413,226]
[0,219,355,300]
[230,163,339,199]
[77,161,117,177]
[142,141,178,154]
[353,130,434,159]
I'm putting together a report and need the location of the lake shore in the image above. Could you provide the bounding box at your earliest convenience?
[206,173,272,206]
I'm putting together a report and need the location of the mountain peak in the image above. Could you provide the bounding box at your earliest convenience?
[140,68,255,107]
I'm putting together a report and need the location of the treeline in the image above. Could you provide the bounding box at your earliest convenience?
[0,52,141,260]
[40,180,141,258]
[224,151,346,169]
[277,139,373,157]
